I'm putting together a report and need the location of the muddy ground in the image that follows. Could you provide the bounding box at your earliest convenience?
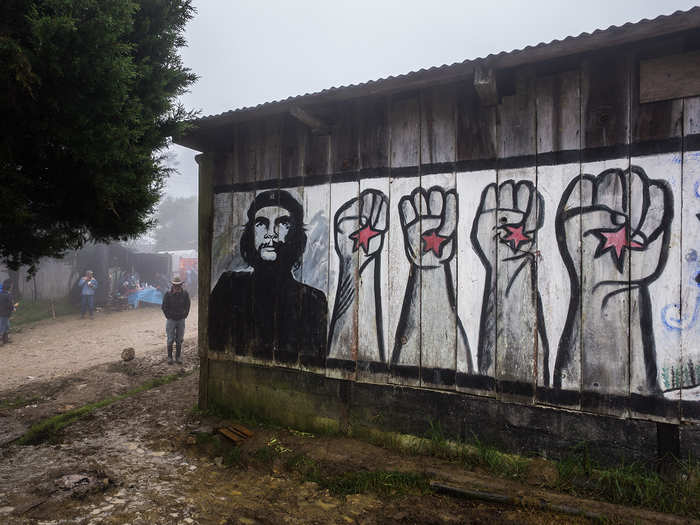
[0,309,695,524]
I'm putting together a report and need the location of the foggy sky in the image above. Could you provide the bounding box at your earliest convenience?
[164,0,698,198]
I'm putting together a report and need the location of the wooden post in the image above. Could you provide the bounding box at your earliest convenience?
[197,152,215,411]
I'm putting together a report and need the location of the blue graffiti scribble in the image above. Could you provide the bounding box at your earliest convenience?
[662,249,700,331]
[695,180,700,198]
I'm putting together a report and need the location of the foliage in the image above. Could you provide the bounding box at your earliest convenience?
[153,195,197,251]
[0,0,197,273]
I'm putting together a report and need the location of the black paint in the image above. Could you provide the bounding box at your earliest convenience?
[554,166,673,395]
[209,190,328,361]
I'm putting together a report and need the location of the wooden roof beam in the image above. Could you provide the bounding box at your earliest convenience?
[289,105,330,135]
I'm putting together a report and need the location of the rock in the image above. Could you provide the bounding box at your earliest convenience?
[121,347,135,361]
[214,456,224,467]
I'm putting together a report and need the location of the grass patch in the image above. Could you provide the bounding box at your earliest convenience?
[283,452,430,497]
[11,297,78,329]
[16,373,184,446]
[554,447,700,517]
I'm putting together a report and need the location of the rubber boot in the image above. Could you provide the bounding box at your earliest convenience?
[2,332,8,345]
[175,342,182,364]
[167,343,174,365]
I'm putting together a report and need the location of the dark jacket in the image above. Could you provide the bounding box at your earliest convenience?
[162,289,190,320]
[0,291,13,317]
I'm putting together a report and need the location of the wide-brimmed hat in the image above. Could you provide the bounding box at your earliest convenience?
[171,276,184,286]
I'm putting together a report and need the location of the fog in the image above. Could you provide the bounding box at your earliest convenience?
[164,0,698,198]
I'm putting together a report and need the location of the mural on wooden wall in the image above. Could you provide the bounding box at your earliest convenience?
[208,156,700,408]
[391,186,471,373]
[209,190,328,364]
[554,167,673,395]
[471,180,547,381]
[328,189,389,362]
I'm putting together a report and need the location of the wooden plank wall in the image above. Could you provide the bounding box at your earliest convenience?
[206,36,700,425]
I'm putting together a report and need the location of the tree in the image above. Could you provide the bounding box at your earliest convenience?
[0,0,197,272]
[153,195,197,251]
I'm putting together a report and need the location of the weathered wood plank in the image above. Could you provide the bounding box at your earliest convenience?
[420,172,459,390]
[359,96,390,171]
[280,115,307,181]
[640,51,700,104]
[211,192,234,289]
[327,180,360,381]
[535,68,581,407]
[578,158,630,417]
[262,116,282,181]
[390,93,420,168]
[493,167,539,403]
[497,69,536,159]
[581,54,630,150]
[456,79,497,162]
[457,169,496,395]
[536,70,580,153]
[388,92,421,387]
[421,84,457,165]
[681,96,700,421]
[356,178,390,384]
[537,163,581,405]
[300,183,331,376]
[388,175,421,387]
[628,153,680,422]
[236,121,262,183]
[305,131,331,178]
[331,102,360,173]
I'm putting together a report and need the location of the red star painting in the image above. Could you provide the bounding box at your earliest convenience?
[502,225,531,252]
[421,231,449,256]
[592,225,643,272]
[350,224,382,254]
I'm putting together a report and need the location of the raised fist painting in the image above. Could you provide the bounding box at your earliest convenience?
[470,179,547,379]
[398,186,457,267]
[554,166,673,393]
[328,189,389,362]
[391,186,470,378]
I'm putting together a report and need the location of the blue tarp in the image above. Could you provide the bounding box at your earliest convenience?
[127,286,163,308]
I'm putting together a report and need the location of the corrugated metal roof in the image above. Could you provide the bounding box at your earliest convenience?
[177,6,700,150]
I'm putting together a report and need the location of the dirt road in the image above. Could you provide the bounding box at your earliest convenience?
[1,305,197,391]
[0,312,693,524]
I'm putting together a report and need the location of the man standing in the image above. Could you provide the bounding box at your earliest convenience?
[161,275,190,364]
[0,279,15,345]
[79,270,98,319]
